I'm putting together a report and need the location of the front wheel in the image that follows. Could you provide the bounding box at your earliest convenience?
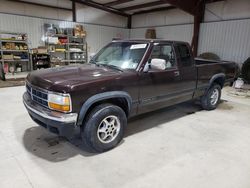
[81,104,127,153]
[201,84,221,110]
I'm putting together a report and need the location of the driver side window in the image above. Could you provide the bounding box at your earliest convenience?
[149,44,176,70]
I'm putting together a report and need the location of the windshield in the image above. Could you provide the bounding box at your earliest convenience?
[90,42,149,70]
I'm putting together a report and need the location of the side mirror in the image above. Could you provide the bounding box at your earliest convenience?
[150,58,166,70]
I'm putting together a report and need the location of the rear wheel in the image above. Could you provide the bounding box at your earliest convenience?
[81,104,127,153]
[201,84,221,110]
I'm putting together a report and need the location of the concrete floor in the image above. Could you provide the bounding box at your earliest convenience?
[0,86,250,188]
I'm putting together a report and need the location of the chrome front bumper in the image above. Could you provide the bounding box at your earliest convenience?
[23,92,78,138]
[23,92,77,124]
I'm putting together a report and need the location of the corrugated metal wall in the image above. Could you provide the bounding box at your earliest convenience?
[130,18,250,64]
[131,9,193,28]
[198,19,250,64]
[1,13,249,64]
[0,13,129,54]
[130,24,193,43]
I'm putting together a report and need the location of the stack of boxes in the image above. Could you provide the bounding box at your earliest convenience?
[74,25,87,37]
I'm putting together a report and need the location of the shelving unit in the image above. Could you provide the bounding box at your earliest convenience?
[0,32,31,76]
[45,33,87,66]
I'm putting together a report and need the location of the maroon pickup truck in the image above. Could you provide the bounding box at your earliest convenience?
[23,39,238,152]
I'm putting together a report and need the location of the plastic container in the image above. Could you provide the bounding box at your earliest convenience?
[234,78,244,89]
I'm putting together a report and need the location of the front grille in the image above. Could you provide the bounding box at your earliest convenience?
[26,83,48,108]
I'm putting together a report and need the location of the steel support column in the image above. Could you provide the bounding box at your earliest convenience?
[191,0,206,57]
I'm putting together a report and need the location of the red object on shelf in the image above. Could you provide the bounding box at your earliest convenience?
[4,63,9,73]
[59,38,68,44]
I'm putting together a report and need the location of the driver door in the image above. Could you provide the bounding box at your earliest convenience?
[138,43,182,114]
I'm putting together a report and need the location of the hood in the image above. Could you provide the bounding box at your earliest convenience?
[27,64,122,92]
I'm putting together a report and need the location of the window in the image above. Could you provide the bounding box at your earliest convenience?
[149,44,176,70]
[177,44,192,67]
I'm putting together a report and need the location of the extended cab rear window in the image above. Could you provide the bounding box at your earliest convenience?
[177,44,192,67]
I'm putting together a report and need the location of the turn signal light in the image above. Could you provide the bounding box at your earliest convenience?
[49,102,70,112]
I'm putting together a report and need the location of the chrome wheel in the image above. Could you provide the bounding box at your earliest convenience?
[210,88,219,105]
[97,115,121,144]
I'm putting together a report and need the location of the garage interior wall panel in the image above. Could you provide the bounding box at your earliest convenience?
[0,0,72,21]
[130,24,193,43]
[0,0,128,27]
[131,20,250,64]
[0,13,129,54]
[130,0,250,64]
[132,9,193,28]
[76,3,128,28]
[84,25,129,54]
[198,19,250,64]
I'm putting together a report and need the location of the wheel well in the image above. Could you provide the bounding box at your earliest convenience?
[81,97,129,125]
[213,77,225,88]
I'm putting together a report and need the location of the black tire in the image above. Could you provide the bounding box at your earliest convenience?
[0,63,5,81]
[201,84,221,110]
[242,58,250,83]
[81,104,127,153]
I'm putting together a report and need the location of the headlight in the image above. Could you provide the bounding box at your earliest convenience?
[48,93,71,113]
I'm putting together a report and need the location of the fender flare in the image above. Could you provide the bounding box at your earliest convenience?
[77,91,132,126]
[209,73,226,88]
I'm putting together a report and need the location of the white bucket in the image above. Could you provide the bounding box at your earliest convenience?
[234,78,244,89]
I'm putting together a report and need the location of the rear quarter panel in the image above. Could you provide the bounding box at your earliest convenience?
[194,60,237,98]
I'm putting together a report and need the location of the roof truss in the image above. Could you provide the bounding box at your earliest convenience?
[104,0,134,7]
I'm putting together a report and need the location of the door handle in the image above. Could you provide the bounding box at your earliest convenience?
[174,71,180,77]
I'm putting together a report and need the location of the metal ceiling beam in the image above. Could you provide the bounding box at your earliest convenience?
[127,15,132,29]
[8,0,72,11]
[72,0,77,22]
[206,0,225,3]
[133,6,175,15]
[120,1,169,11]
[104,0,134,7]
[191,0,206,56]
[119,0,203,15]
[74,0,129,17]
[161,0,198,15]
[132,0,224,15]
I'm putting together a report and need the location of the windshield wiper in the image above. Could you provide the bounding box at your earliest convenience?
[89,59,96,64]
[99,64,123,72]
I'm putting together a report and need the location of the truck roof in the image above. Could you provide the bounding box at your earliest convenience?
[112,38,189,44]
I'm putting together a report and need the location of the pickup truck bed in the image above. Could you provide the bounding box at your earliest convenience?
[194,58,237,97]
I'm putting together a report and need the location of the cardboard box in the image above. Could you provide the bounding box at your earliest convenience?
[3,54,14,60]
[5,42,16,50]
[37,46,47,54]
[145,29,156,39]
[74,25,86,37]
[32,48,38,54]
